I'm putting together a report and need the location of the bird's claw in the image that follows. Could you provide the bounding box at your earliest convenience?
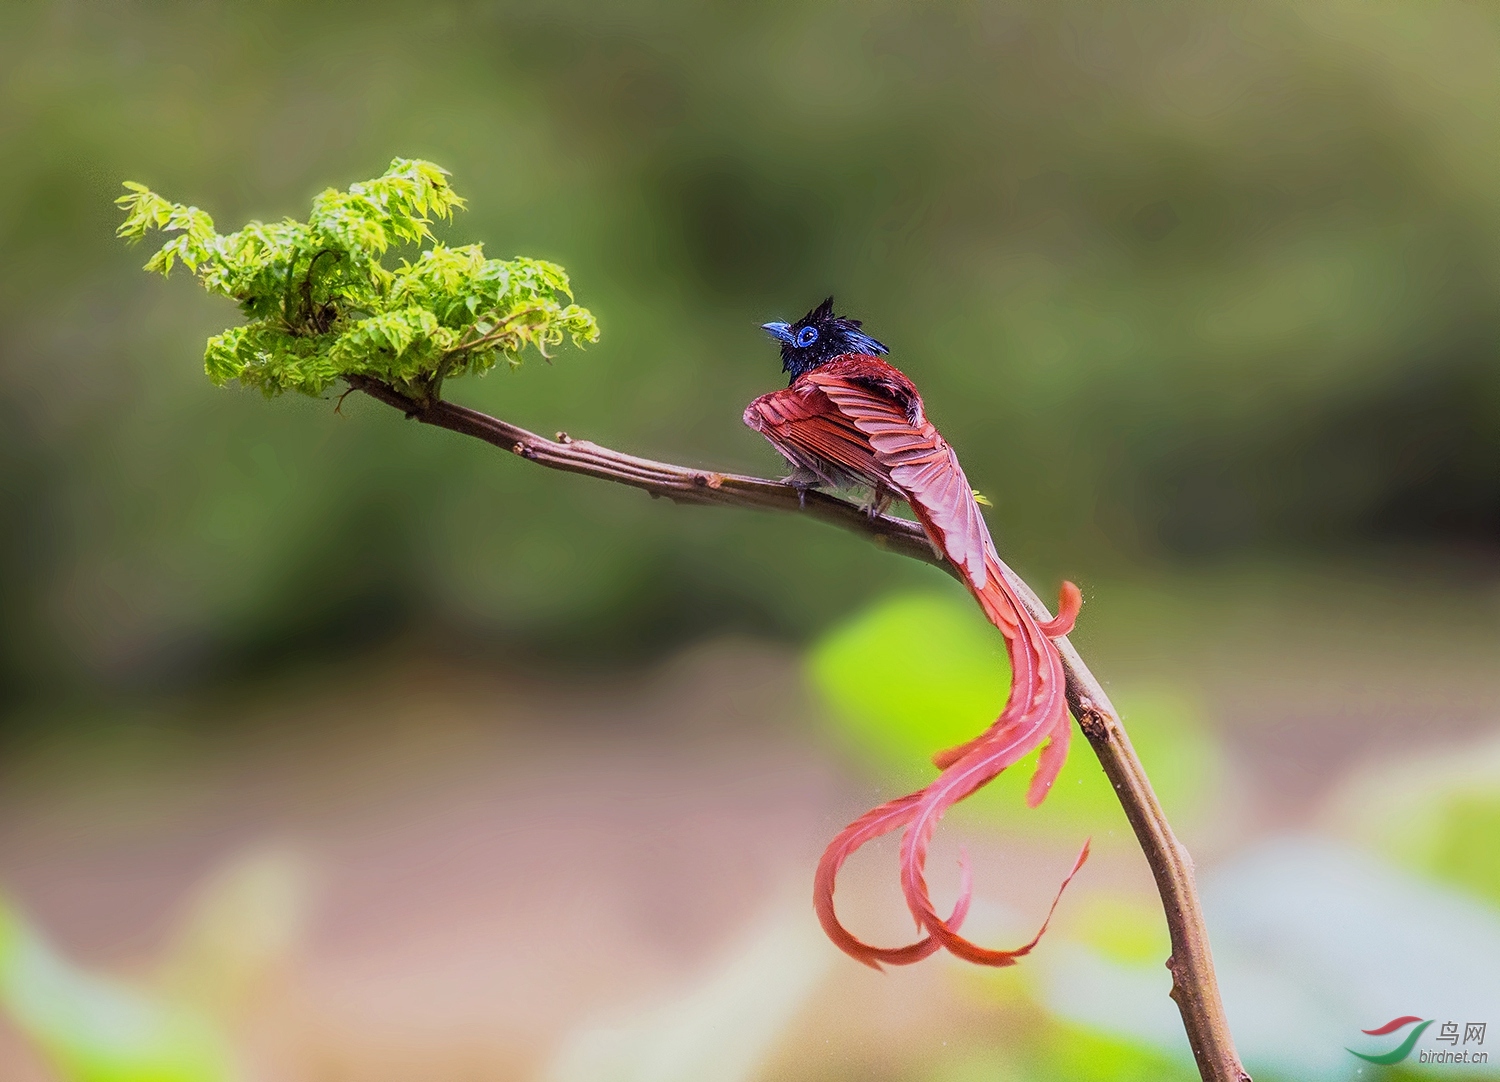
[784,468,821,511]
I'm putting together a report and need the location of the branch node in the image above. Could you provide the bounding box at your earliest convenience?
[1166,953,1193,1013]
[1074,696,1111,742]
[556,431,571,443]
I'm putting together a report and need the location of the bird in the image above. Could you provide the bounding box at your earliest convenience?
[745,297,1087,968]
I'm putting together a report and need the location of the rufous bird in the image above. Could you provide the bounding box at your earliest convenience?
[745,297,1087,968]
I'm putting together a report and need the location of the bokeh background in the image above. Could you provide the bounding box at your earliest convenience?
[2,1,1499,1079]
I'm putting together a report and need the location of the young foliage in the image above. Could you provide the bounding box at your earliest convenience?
[116,159,599,400]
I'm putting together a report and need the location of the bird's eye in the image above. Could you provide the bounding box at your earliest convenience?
[795,326,819,348]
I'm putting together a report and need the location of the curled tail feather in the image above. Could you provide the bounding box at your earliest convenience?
[812,543,1088,968]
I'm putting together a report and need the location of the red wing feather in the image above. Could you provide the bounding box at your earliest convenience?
[809,365,993,589]
[743,380,885,491]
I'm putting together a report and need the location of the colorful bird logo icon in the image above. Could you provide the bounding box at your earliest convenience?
[1348,1016,1433,1065]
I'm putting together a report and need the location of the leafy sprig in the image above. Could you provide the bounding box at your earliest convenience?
[116,159,599,399]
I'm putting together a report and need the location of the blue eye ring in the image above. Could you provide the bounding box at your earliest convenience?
[795,325,819,348]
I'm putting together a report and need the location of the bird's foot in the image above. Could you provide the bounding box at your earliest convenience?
[784,468,821,510]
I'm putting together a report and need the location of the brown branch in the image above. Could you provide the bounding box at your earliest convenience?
[346,374,1251,1082]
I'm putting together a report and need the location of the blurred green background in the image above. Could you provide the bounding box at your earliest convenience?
[4,0,1500,698]
[2,2,1500,1081]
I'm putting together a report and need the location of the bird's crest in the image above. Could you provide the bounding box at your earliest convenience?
[761,296,889,379]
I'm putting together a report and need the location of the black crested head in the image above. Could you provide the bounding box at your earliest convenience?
[760,296,888,380]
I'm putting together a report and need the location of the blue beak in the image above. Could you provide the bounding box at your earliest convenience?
[761,321,794,345]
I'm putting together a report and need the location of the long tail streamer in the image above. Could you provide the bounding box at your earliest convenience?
[814,552,1088,969]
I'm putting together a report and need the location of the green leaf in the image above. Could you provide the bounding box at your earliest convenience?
[115,159,595,398]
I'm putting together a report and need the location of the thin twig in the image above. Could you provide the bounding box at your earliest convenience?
[346,374,1251,1082]
[441,304,549,358]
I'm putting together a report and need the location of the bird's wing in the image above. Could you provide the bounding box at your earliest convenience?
[809,369,996,590]
[743,382,886,489]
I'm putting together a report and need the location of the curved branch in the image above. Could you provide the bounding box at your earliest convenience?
[346,374,1251,1082]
